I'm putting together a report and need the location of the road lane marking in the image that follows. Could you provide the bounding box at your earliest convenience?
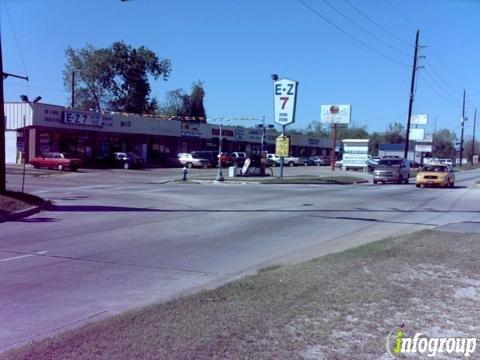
[0,250,48,263]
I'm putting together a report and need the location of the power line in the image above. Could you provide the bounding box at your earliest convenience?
[418,71,458,108]
[424,58,461,97]
[1,0,28,78]
[342,0,414,49]
[384,0,466,92]
[298,0,410,68]
[422,69,461,103]
[320,0,412,58]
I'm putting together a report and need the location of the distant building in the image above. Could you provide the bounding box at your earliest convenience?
[5,102,335,165]
[378,143,420,163]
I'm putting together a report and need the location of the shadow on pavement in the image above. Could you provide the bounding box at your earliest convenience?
[14,217,60,223]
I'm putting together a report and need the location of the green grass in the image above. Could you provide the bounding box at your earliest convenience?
[259,176,368,185]
[6,229,479,359]
[0,191,44,214]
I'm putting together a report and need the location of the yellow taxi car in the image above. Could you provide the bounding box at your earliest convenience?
[416,164,455,188]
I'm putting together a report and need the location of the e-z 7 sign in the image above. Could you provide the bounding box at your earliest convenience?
[273,79,298,126]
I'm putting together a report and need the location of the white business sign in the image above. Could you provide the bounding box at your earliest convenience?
[273,78,298,126]
[64,111,103,127]
[321,105,351,124]
[415,144,432,152]
[409,128,425,141]
[410,113,428,125]
[423,134,433,143]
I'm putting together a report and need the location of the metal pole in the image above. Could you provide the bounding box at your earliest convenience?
[460,89,466,167]
[473,108,477,162]
[404,30,420,160]
[215,123,224,181]
[71,71,75,108]
[330,123,337,171]
[279,125,286,178]
[0,30,6,193]
[260,116,265,154]
[21,115,27,192]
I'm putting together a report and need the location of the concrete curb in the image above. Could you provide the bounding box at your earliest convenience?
[1,200,52,222]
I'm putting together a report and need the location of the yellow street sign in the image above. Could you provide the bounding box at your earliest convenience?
[275,136,290,157]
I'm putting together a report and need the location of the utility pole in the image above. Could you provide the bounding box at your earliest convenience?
[404,30,420,160]
[71,71,75,108]
[473,108,477,162]
[0,32,29,193]
[460,89,466,167]
[0,30,5,193]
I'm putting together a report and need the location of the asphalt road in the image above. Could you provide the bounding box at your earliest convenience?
[1,166,479,351]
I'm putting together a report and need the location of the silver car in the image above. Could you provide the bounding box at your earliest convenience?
[177,153,210,168]
[373,158,410,184]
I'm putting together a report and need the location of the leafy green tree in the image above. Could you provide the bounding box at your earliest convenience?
[384,122,405,144]
[64,41,171,113]
[336,123,369,140]
[189,81,206,119]
[159,89,191,117]
[432,129,456,158]
[304,120,329,138]
[158,81,206,120]
[369,131,385,155]
[462,138,479,163]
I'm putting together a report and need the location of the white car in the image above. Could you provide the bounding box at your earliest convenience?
[177,153,210,168]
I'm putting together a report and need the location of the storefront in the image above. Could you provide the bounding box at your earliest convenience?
[5,102,333,165]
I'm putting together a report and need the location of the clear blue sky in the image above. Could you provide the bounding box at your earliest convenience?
[1,0,479,138]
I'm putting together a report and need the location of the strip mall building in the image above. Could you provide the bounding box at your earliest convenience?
[5,102,334,165]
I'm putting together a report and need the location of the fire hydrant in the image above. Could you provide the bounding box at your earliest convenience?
[182,167,188,181]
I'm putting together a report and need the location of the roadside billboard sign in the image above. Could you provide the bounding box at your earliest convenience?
[410,114,428,125]
[415,144,432,152]
[423,134,433,143]
[273,79,298,126]
[275,135,290,157]
[321,105,351,124]
[409,128,425,141]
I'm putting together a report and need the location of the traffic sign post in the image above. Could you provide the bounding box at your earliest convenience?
[273,78,298,178]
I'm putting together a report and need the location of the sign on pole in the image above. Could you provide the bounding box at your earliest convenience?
[410,114,428,125]
[321,105,351,124]
[273,79,298,126]
[275,136,290,157]
[415,144,432,152]
[409,128,425,141]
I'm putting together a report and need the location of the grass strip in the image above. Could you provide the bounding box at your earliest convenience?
[6,229,479,359]
[0,191,44,214]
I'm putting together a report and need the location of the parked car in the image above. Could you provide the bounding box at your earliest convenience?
[156,153,182,167]
[438,158,454,167]
[178,153,210,168]
[373,157,410,184]
[299,156,315,166]
[218,152,233,167]
[416,164,455,188]
[30,152,82,171]
[309,155,330,166]
[191,150,218,167]
[111,152,145,169]
[230,152,247,166]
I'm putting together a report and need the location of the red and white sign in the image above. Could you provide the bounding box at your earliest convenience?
[273,78,298,126]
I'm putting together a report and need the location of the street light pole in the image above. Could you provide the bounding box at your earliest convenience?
[20,95,42,193]
[215,123,224,181]
[460,89,466,167]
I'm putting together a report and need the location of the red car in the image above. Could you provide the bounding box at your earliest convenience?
[218,152,233,167]
[30,152,82,171]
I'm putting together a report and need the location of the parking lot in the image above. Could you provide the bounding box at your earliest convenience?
[1,165,480,351]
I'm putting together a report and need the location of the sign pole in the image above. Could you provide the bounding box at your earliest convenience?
[331,123,337,172]
[280,125,285,178]
[215,123,224,181]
